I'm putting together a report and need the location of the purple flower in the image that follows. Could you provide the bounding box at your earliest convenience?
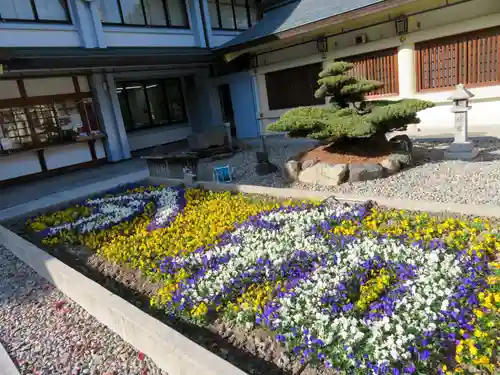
[419,350,430,361]
[404,362,416,374]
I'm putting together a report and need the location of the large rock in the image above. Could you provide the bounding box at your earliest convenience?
[298,163,348,186]
[389,134,413,154]
[349,163,384,183]
[380,158,400,175]
[301,158,319,170]
[188,129,226,150]
[389,152,413,168]
[283,159,301,181]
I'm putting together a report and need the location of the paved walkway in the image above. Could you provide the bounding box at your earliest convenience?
[0,158,148,211]
[0,140,192,211]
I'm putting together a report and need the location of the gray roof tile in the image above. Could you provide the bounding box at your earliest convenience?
[219,0,384,49]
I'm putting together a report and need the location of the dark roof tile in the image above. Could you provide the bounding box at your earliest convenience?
[218,0,383,49]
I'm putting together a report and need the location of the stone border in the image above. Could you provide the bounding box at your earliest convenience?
[150,177,500,218]
[0,341,20,375]
[0,225,248,375]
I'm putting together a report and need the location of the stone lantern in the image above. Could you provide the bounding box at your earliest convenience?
[444,84,478,160]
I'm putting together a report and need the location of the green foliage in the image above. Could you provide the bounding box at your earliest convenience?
[268,61,435,141]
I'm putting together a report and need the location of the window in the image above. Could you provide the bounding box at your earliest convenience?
[121,0,146,25]
[0,108,33,148]
[208,0,259,30]
[0,77,99,153]
[0,0,70,23]
[100,0,189,28]
[168,0,189,27]
[342,48,399,96]
[416,27,500,91]
[117,78,187,132]
[265,63,323,110]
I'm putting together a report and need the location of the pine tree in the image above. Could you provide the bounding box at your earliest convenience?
[268,61,434,143]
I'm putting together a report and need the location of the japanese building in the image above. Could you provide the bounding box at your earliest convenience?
[220,0,500,138]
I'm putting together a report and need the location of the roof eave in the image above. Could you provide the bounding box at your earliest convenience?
[0,47,215,72]
[217,0,421,56]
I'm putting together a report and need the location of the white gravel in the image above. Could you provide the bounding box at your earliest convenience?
[199,138,500,206]
[0,245,167,375]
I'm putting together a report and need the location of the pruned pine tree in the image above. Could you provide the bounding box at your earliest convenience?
[268,61,434,143]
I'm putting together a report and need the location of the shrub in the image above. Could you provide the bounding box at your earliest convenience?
[268,61,434,142]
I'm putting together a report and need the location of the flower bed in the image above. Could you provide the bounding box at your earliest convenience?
[23,185,499,375]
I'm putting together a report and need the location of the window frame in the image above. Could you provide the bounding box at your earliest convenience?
[117,78,188,133]
[0,0,72,24]
[415,27,500,92]
[265,62,324,111]
[210,0,259,31]
[0,76,100,154]
[102,0,190,29]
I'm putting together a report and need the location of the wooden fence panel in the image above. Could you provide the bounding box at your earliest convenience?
[343,48,399,96]
[416,27,500,91]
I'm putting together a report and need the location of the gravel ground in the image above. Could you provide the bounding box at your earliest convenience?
[197,140,317,187]
[0,245,167,375]
[199,138,500,206]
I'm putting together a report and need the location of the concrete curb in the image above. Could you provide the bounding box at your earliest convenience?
[0,342,20,375]
[151,177,500,218]
[0,226,247,375]
[0,170,149,222]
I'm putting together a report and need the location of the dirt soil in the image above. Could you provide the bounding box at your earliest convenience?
[299,144,390,165]
[299,137,392,166]
[6,220,335,375]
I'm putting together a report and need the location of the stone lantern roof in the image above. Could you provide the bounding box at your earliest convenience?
[448,84,475,101]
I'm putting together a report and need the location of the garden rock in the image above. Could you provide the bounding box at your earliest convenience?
[283,159,301,181]
[349,163,384,183]
[389,134,413,154]
[298,163,348,186]
[389,152,413,168]
[301,158,319,170]
[380,158,400,174]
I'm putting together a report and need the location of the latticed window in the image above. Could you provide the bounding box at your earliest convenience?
[0,77,99,153]
[342,48,399,96]
[265,63,324,110]
[415,27,500,91]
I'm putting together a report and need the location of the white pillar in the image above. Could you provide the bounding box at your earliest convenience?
[397,42,416,98]
[198,0,214,48]
[68,0,105,48]
[91,73,131,162]
[187,0,208,47]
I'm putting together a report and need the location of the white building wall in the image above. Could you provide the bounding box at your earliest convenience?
[103,27,197,47]
[44,143,93,170]
[212,30,242,47]
[0,153,42,181]
[252,0,500,136]
[0,23,80,48]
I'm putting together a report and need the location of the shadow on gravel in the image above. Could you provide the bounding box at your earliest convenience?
[412,136,500,165]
